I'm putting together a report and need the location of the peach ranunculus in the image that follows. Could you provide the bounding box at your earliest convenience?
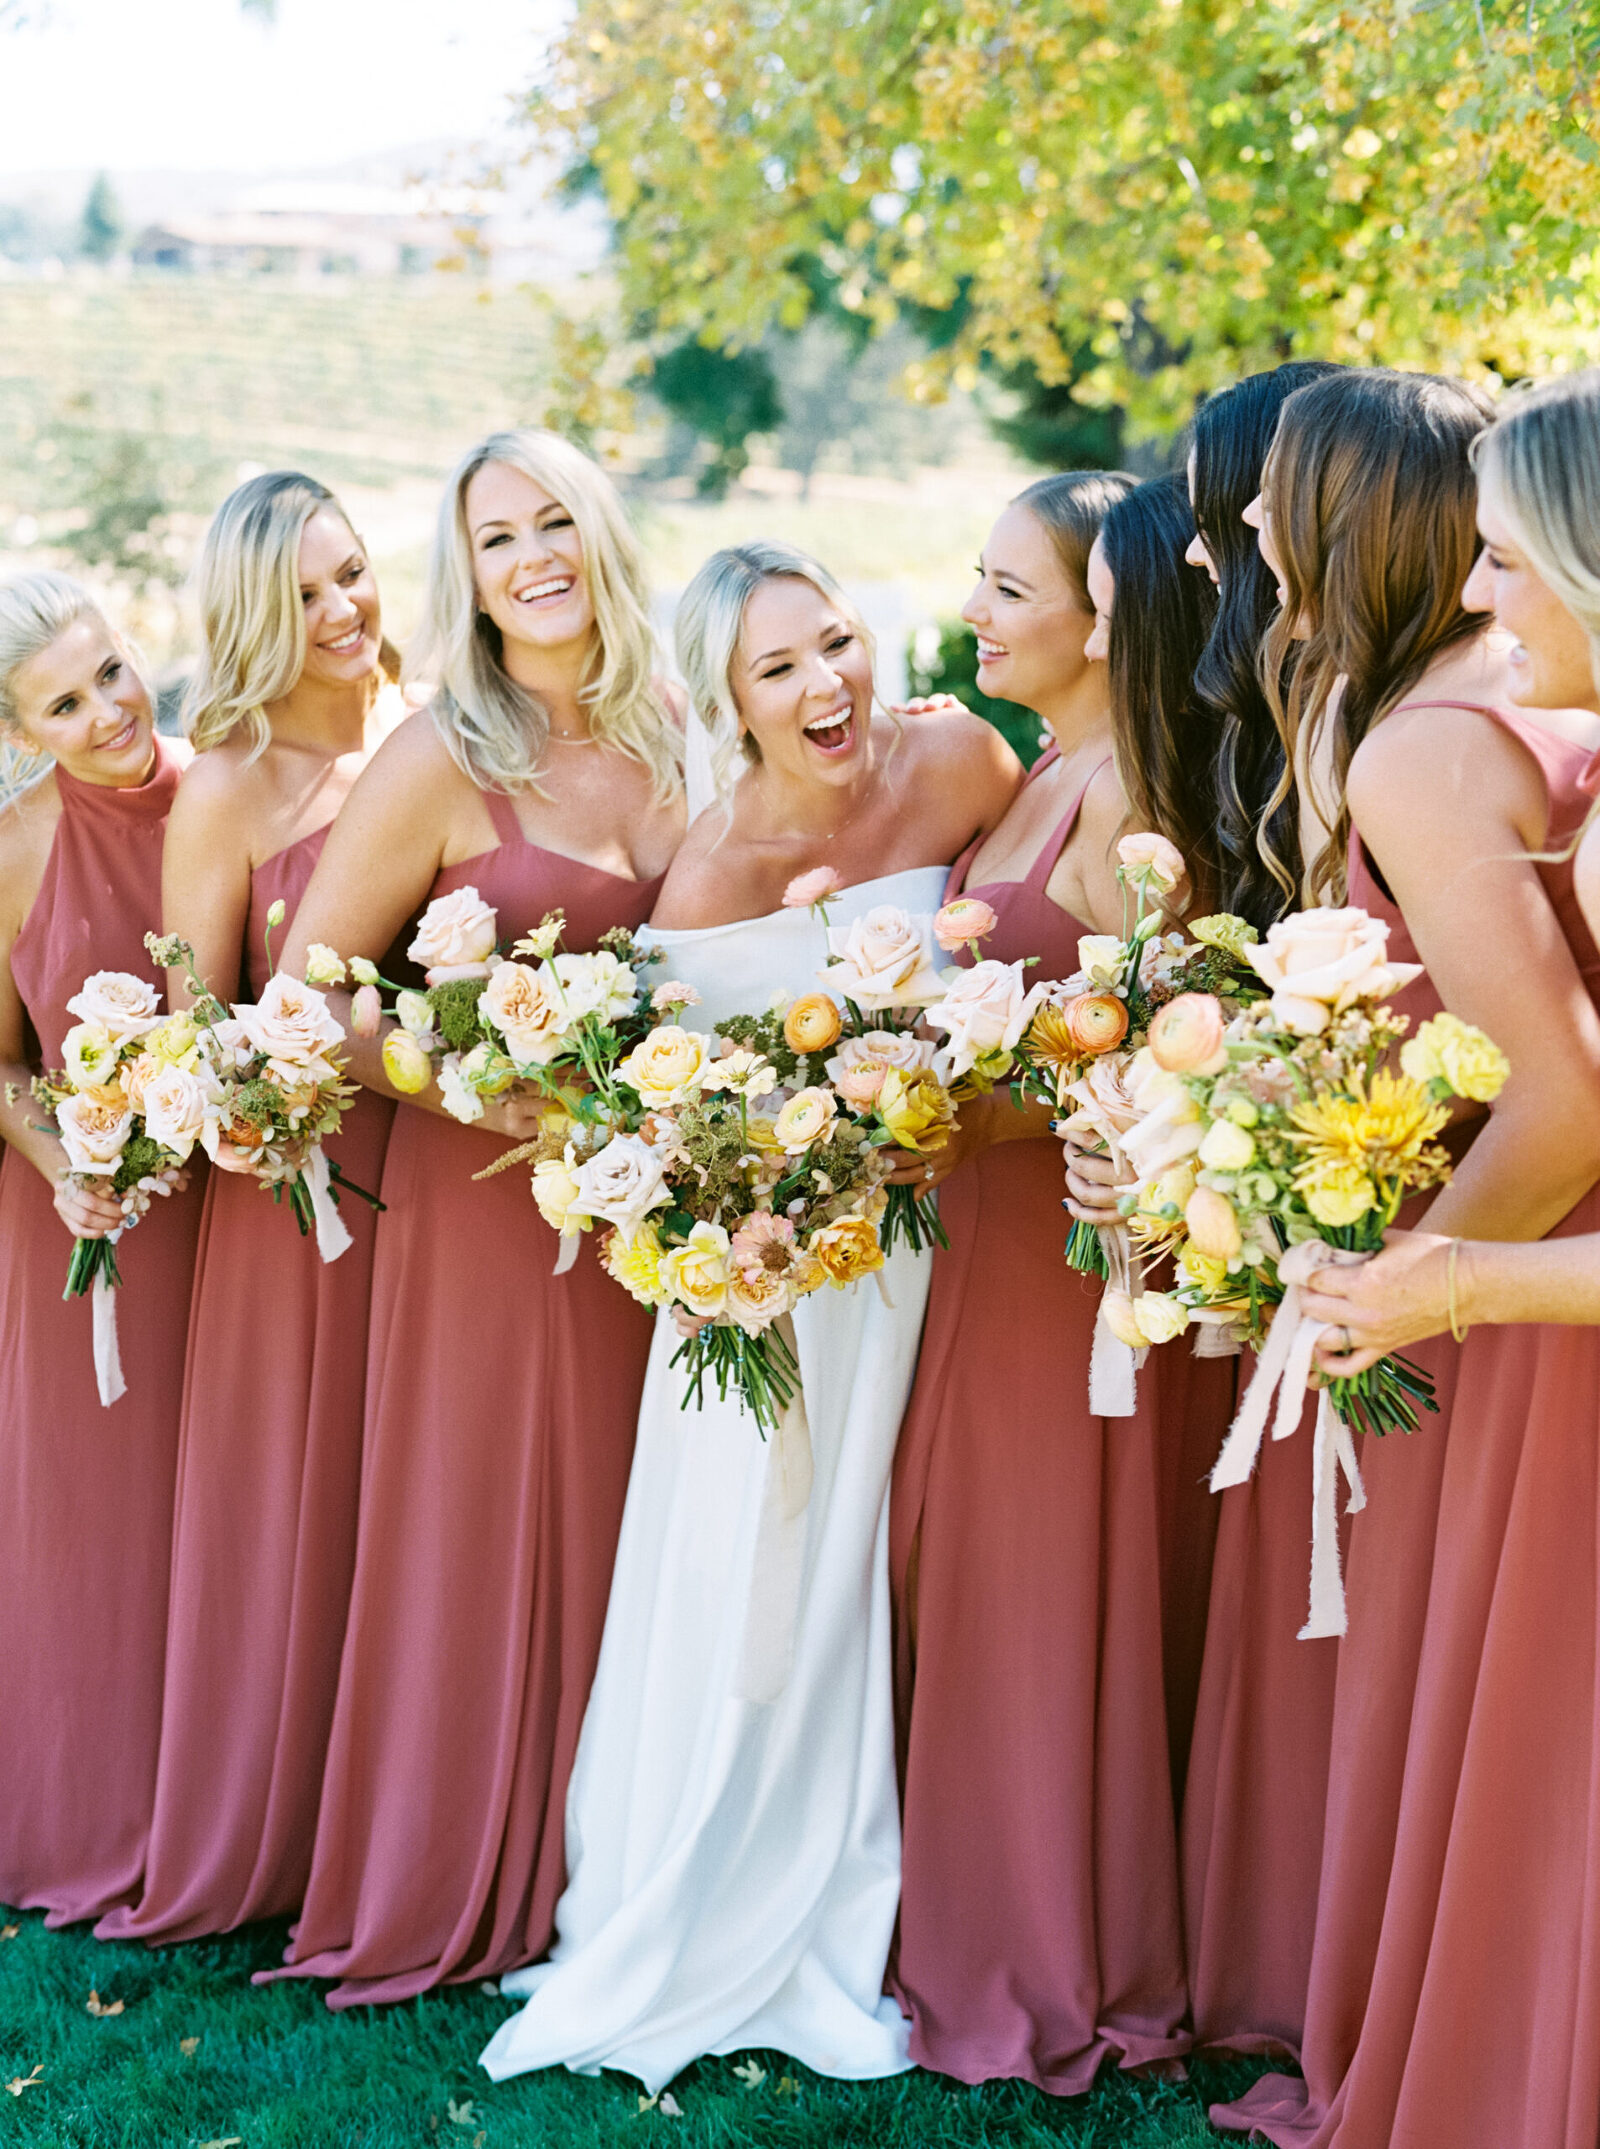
[140,1063,216,1164]
[1117,831,1188,893]
[1246,906,1423,1035]
[480,960,571,1066]
[832,1061,889,1105]
[772,1086,838,1153]
[56,1086,134,1175]
[1059,992,1130,1056]
[933,896,999,954]
[617,1025,716,1107]
[569,1133,674,1244]
[1148,992,1228,1075]
[407,885,498,978]
[784,993,843,1055]
[808,1212,885,1288]
[820,905,945,1012]
[1185,1184,1243,1261]
[65,969,162,1045]
[924,958,1048,1079]
[350,983,384,1037]
[661,1220,734,1316]
[783,865,844,911]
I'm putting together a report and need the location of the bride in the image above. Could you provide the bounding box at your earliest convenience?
[480,540,1020,2092]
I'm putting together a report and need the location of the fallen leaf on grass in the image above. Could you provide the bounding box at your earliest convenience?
[194,2137,242,2147]
[732,2059,766,2090]
[447,2097,476,2126]
[85,1990,125,2017]
[1,1924,18,1941]
[777,2076,798,2097]
[5,2065,42,2095]
[180,2038,200,2057]
[658,2094,681,2116]
[473,2136,486,2148]
[479,1981,500,1996]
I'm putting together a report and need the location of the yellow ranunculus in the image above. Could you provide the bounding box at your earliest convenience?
[875,1066,951,1153]
[772,1085,838,1152]
[1400,1013,1510,1103]
[808,1213,885,1288]
[1187,913,1259,960]
[532,1148,588,1234]
[1132,1290,1191,1345]
[661,1220,733,1315]
[1296,1156,1376,1227]
[617,1025,715,1107]
[382,1028,433,1095]
[1177,1244,1232,1296]
[1198,1118,1256,1172]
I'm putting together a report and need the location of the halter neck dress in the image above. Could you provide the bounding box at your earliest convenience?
[886,748,1229,2092]
[1219,703,1600,2148]
[0,739,204,1923]
[261,784,660,2007]
[98,819,397,1945]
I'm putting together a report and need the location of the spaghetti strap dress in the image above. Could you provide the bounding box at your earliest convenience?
[97,824,396,1945]
[259,786,659,2007]
[0,741,204,1923]
[887,750,1230,2092]
[1219,704,1600,2147]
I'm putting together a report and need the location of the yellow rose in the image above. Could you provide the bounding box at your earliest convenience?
[1400,1013,1510,1104]
[532,1150,589,1235]
[617,1025,715,1107]
[808,1212,885,1288]
[661,1220,733,1315]
[382,1028,433,1095]
[772,1085,838,1153]
[1177,1243,1233,1296]
[1132,1290,1191,1345]
[1297,1157,1375,1227]
[875,1066,952,1154]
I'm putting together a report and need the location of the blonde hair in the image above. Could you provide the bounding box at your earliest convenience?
[185,470,398,760]
[412,428,679,800]
[0,570,135,800]
[1474,370,1600,699]
[674,540,876,802]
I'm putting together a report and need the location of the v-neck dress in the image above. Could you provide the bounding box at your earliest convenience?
[260,786,660,2007]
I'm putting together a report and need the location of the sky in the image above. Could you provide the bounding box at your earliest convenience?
[0,0,559,176]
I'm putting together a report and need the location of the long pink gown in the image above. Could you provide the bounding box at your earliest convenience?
[0,742,204,1922]
[96,829,395,1945]
[260,789,658,2007]
[888,752,1230,2091]
[1218,706,1600,2147]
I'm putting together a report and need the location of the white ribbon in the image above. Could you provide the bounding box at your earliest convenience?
[551,1228,582,1276]
[1089,1222,1145,1418]
[734,1313,815,1704]
[302,1143,354,1265]
[92,1230,126,1409]
[1208,1241,1369,1639]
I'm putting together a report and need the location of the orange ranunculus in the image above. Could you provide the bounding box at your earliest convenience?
[784,993,843,1055]
[1061,992,1129,1056]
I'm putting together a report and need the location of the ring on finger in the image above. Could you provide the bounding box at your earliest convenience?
[1340,1325,1353,1354]
[923,1165,935,1181]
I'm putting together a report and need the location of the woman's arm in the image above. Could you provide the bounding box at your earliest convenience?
[1307,1228,1600,1372]
[1350,705,1600,1241]
[161,753,256,1007]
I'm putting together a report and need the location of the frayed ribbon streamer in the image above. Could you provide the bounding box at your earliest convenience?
[303,1144,354,1265]
[735,1312,814,1704]
[92,1229,126,1409]
[1089,1222,1145,1418]
[1208,1240,1370,1639]
[552,1228,582,1277]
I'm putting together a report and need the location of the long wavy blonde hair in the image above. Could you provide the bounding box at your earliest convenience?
[412,428,679,801]
[185,470,399,760]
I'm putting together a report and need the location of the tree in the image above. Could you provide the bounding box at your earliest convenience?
[518,0,1600,428]
[648,338,783,496]
[79,172,122,263]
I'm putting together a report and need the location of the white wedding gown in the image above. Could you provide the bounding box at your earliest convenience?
[479,866,945,2094]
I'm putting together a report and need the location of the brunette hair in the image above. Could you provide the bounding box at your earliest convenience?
[185,470,400,759]
[1261,368,1495,902]
[1189,362,1343,924]
[1011,470,1136,611]
[1099,473,1221,912]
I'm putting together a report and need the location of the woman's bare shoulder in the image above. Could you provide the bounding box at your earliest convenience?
[650,807,773,929]
[0,767,60,932]
[1351,700,1548,850]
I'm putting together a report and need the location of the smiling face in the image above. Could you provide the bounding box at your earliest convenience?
[296,507,382,692]
[1462,489,1599,713]
[732,574,875,789]
[1082,537,1114,664]
[465,459,594,664]
[961,501,1097,710]
[7,613,156,786]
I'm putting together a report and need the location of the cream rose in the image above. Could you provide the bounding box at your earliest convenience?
[233,973,345,1082]
[824,1031,938,1085]
[617,1025,716,1107]
[532,1146,590,1235]
[923,958,1047,1079]
[61,1021,120,1090]
[725,1263,793,1335]
[65,969,162,1044]
[1247,906,1423,1031]
[56,1087,134,1174]
[820,905,945,1011]
[480,961,570,1066]
[661,1220,733,1316]
[407,885,498,975]
[570,1133,674,1243]
[772,1086,838,1153]
[141,1063,215,1163]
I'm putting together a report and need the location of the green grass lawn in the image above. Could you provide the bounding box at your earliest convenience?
[0,1907,1274,2147]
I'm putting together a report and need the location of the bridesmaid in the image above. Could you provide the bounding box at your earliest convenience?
[262,429,684,2007]
[1221,371,1600,2147]
[889,471,1228,2095]
[97,473,405,1946]
[0,572,202,1921]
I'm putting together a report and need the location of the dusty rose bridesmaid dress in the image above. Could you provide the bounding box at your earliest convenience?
[1219,706,1600,2147]
[96,829,395,1945]
[260,789,658,2007]
[888,751,1231,2091]
[0,742,204,1923]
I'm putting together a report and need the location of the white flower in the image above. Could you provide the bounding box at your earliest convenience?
[923,958,1048,1079]
[700,1048,779,1099]
[479,961,570,1066]
[395,988,435,1037]
[1076,935,1125,987]
[349,956,380,987]
[569,1133,674,1243]
[532,1144,590,1236]
[436,1052,485,1124]
[61,1021,120,1090]
[819,905,946,1011]
[551,949,638,1025]
[1246,906,1423,1028]
[233,973,345,1083]
[303,944,347,987]
[65,969,162,1044]
[513,913,566,962]
[56,1088,134,1174]
[141,1063,216,1162]
[408,885,498,972]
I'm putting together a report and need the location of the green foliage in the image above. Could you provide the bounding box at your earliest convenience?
[430,977,493,1056]
[717,1007,802,1083]
[110,1131,166,1196]
[989,360,1130,476]
[0,1905,1276,2145]
[78,173,122,263]
[37,405,219,593]
[907,619,1046,770]
[649,339,783,497]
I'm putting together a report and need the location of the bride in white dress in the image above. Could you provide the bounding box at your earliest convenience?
[479,542,1021,2095]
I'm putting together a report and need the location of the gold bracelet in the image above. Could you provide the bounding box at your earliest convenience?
[1446,1236,1469,1344]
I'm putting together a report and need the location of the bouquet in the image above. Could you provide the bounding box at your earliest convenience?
[1099,906,1509,1636]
